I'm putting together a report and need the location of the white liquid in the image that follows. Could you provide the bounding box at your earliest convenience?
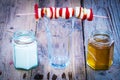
[13,41,38,70]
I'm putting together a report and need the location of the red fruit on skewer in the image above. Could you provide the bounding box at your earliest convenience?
[41,8,45,18]
[66,7,70,19]
[52,7,56,18]
[80,7,87,20]
[34,4,45,20]
[75,7,94,21]
[87,8,93,21]
[38,8,45,18]
[75,7,85,20]
[72,8,74,16]
[82,8,87,20]
[34,4,94,21]
[55,8,57,18]
[19,4,107,21]
[34,4,39,20]
[46,7,55,19]
[59,8,62,17]
[49,7,53,19]
[59,7,74,19]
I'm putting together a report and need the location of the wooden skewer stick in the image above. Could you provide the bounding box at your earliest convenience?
[16,13,35,16]
[93,15,109,18]
[16,13,109,19]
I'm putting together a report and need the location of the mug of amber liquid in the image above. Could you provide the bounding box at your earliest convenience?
[87,30,114,70]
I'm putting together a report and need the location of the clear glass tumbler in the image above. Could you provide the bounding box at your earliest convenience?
[43,18,74,69]
[12,31,38,70]
[87,30,114,70]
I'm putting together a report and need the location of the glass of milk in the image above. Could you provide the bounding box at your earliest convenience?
[12,31,38,70]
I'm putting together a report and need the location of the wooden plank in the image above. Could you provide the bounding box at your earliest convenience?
[84,0,120,80]
[35,0,86,80]
[0,0,36,80]
[32,1,56,80]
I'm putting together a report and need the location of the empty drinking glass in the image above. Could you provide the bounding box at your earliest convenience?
[42,17,74,69]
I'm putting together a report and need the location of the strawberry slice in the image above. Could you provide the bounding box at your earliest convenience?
[55,8,57,19]
[50,7,53,19]
[41,8,45,17]
[72,8,74,16]
[87,8,93,21]
[59,8,62,17]
[52,7,55,18]
[46,7,55,19]
[81,8,87,20]
[34,4,39,20]
[66,7,70,19]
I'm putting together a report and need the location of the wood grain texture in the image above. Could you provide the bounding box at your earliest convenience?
[1,0,120,80]
[35,0,86,80]
[0,0,36,80]
[84,0,120,80]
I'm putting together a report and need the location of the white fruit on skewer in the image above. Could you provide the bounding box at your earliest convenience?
[46,8,52,18]
[80,7,84,19]
[17,4,108,21]
[38,8,45,18]
[86,8,91,19]
[55,8,60,18]
[61,8,66,18]
[75,7,80,18]
[38,8,42,18]
[68,8,73,18]
[83,8,87,19]
[52,7,55,18]
[75,7,94,20]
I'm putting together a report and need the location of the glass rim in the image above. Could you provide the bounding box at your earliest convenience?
[13,31,36,44]
[90,30,114,45]
[44,17,74,38]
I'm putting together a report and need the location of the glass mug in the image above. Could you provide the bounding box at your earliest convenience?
[41,17,74,69]
[12,31,38,70]
[87,30,114,70]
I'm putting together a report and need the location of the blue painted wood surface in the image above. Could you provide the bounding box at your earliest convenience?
[0,0,120,80]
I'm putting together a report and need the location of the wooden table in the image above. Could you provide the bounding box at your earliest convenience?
[0,0,120,80]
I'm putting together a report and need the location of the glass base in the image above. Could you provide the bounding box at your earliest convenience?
[49,56,70,69]
[14,64,38,70]
[50,62,69,69]
[87,61,113,70]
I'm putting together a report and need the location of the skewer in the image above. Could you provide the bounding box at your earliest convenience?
[16,13,109,19]
[16,4,109,20]
[93,15,109,18]
[16,13,35,16]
